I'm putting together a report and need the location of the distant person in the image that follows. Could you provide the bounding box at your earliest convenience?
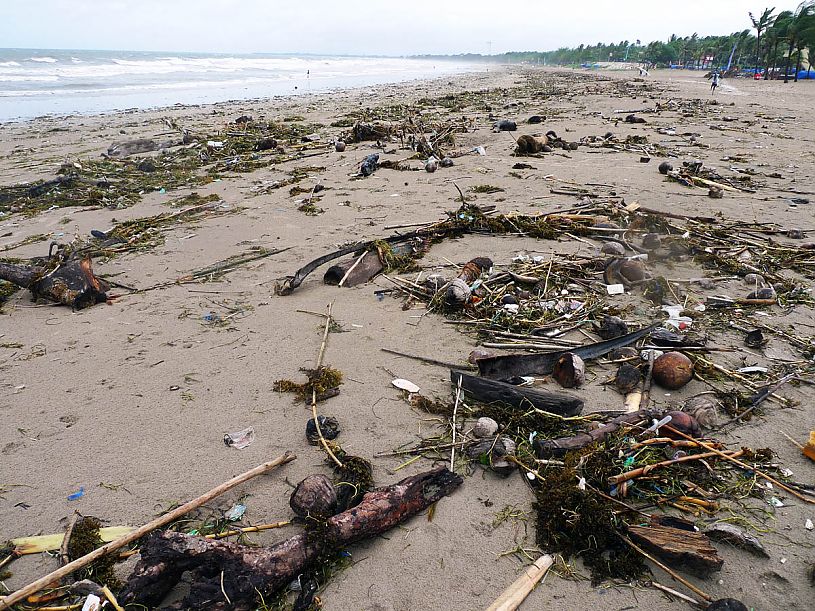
[710,72,720,94]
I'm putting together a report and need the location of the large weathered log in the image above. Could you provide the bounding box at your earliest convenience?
[451,371,584,417]
[477,325,656,380]
[120,468,462,610]
[627,524,723,577]
[534,409,659,457]
[0,256,108,309]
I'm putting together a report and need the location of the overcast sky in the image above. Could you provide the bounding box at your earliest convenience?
[0,1,791,55]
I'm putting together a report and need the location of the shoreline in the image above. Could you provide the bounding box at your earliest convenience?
[0,51,488,124]
[2,65,814,610]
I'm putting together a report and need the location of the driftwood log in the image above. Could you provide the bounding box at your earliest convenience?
[323,243,413,287]
[0,255,108,309]
[628,524,723,577]
[476,325,656,380]
[534,409,660,457]
[120,468,462,610]
[451,371,584,417]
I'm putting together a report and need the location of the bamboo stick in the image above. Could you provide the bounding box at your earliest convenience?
[0,452,296,610]
[608,449,743,485]
[664,425,815,505]
[486,554,554,611]
[311,302,343,468]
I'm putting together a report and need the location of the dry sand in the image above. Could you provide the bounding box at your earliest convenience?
[1,66,814,610]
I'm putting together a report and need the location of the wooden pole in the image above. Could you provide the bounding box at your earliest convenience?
[486,554,554,611]
[0,452,296,610]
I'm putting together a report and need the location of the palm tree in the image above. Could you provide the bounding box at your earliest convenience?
[781,1,815,83]
[793,14,815,80]
[750,7,776,75]
[765,11,792,78]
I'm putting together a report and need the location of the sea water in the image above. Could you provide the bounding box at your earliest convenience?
[0,49,478,122]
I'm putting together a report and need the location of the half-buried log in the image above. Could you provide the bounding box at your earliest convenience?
[627,524,723,577]
[451,371,583,417]
[477,325,656,380]
[0,255,108,309]
[120,468,462,610]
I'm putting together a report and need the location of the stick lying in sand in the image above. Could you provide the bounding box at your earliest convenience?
[0,452,296,610]
[486,554,554,611]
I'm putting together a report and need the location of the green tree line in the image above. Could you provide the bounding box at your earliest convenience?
[419,2,815,82]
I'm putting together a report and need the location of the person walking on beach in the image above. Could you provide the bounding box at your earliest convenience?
[710,71,720,94]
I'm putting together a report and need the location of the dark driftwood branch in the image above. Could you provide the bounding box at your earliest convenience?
[451,371,584,417]
[534,409,659,457]
[476,325,656,380]
[0,256,108,309]
[120,468,462,610]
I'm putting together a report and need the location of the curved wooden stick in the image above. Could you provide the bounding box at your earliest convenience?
[0,452,296,610]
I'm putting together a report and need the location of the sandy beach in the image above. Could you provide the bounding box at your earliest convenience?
[1,66,814,610]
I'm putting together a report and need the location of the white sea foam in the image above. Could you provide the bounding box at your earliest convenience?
[0,51,480,122]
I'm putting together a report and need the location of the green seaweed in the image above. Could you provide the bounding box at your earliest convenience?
[273,367,343,402]
[67,516,120,588]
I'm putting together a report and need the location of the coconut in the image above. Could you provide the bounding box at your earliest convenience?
[468,349,496,364]
[641,233,662,251]
[553,353,585,388]
[596,314,629,339]
[652,351,694,390]
[744,329,767,348]
[665,410,702,438]
[473,417,499,438]
[614,364,642,394]
[619,259,649,283]
[683,395,719,428]
[290,474,338,519]
[601,241,626,256]
[743,273,766,287]
[334,140,346,152]
[609,347,639,360]
[746,286,776,300]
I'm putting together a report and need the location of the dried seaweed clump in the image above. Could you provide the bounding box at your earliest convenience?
[273,366,343,401]
[329,446,374,512]
[533,443,645,584]
[68,516,120,588]
[372,240,419,273]
[0,279,18,311]
[409,394,453,416]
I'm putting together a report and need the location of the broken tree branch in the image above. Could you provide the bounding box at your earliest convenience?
[0,453,296,610]
[119,468,463,610]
